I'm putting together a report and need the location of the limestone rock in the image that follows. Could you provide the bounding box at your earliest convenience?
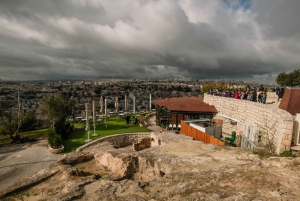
[58,152,94,165]
[2,132,300,201]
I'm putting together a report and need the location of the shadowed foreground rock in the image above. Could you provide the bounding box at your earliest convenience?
[1,133,300,201]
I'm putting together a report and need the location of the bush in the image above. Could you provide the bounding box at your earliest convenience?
[253,150,276,158]
[280,151,296,157]
[47,129,62,149]
[254,150,296,158]
[0,125,9,135]
[138,115,145,124]
[54,118,65,135]
[21,112,37,132]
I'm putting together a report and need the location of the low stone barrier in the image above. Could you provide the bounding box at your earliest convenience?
[48,145,64,154]
[76,132,151,152]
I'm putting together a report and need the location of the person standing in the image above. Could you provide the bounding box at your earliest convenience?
[259,85,264,92]
[258,91,263,103]
[251,89,257,102]
[133,116,138,125]
[277,88,285,102]
[261,92,267,104]
[126,115,130,126]
[275,87,280,96]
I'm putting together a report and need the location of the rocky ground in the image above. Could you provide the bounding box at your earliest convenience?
[1,132,300,201]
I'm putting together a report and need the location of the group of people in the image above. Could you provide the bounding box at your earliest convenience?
[125,115,138,126]
[208,85,268,104]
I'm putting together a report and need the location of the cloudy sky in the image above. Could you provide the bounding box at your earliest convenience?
[0,0,300,83]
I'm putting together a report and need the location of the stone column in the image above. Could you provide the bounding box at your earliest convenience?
[99,96,103,114]
[133,95,136,114]
[125,94,127,112]
[105,99,107,118]
[149,94,152,111]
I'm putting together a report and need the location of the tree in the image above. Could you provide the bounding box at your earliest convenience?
[276,72,288,86]
[201,82,234,95]
[107,102,114,109]
[94,87,101,94]
[39,92,76,133]
[21,112,37,132]
[0,112,20,140]
[290,69,300,86]
[276,70,300,87]
[0,90,23,140]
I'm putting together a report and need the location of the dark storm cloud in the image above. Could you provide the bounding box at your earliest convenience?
[0,0,109,25]
[0,47,51,68]
[0,0,299,82]
[253,0,300,39]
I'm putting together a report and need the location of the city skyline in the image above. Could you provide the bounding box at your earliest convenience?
[0,0,300,83]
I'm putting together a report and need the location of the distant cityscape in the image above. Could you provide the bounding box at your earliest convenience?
[0,79,276,118]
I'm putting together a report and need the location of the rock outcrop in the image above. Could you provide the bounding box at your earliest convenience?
[1,132,300,201]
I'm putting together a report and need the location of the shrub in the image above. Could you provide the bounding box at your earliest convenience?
[54,118,65,135]
[138,115,145,124]
[254,150,296,158]
[253,150,276,158]
[280,151,296,157]
[21,112,37,132]
[47,129,62,149]
[0,125,9,135]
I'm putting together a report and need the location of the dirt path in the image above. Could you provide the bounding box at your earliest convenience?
[0,140,61,191]
[146,115,162,132]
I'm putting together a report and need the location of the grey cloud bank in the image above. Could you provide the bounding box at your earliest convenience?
[0,0,299,83]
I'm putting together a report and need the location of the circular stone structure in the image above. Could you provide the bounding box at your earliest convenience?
[48,144,64,154]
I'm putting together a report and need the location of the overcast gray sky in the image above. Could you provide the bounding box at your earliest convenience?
[0,0,299,83]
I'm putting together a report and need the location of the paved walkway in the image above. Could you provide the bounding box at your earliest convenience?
[146,115,162,132]
[0,140,61,192]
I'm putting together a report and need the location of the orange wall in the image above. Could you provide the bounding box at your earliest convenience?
[181,121,225,146]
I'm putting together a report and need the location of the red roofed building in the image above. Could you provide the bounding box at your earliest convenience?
[155,97,217,128]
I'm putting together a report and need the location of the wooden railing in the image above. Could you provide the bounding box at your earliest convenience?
[181,121,225,146]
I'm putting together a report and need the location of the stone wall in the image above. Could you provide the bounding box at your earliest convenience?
[133,138,152,151]
[204,94,293,154]
[76,132,151,152]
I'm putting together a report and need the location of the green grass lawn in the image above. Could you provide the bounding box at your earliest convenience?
[63,117,151,153]
[0,129,48,146]
[0,116,151,152]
